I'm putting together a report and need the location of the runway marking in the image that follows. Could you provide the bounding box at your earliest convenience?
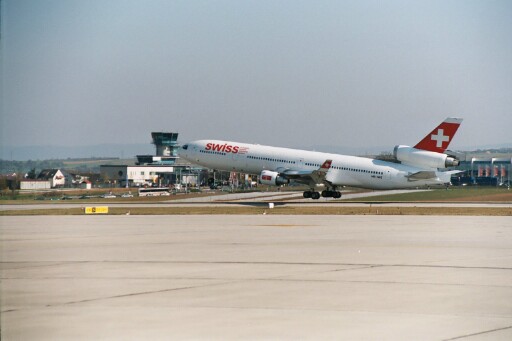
[254,224,317,228]
[442,325,512,340]
[3,276,510,290]
[0,280,248,314]
[247,278,512,289]
[3,261,511,315]
[328,265,385,272]
[2,260,512,270]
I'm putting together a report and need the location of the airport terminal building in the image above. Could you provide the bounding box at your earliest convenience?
[100,132,202,187]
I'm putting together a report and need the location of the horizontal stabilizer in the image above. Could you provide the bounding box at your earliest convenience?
[406,171,437,181]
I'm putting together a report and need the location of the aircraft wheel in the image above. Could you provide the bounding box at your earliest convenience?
[322,190,335,198]
[333,191,342,199]
[303,191,312,198]
[311,192,321,200]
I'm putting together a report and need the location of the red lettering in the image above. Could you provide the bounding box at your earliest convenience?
[205,142,242,154]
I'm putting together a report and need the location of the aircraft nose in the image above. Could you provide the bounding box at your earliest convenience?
[179,144,189,156]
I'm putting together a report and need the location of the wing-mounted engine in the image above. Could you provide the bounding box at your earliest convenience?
[259,170,289,186]
[393,145,459,169]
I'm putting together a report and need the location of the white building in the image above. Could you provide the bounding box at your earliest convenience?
[80,180,92,189]
[19,180,51,190]
[37,169,71,188]
[100,165,177,187]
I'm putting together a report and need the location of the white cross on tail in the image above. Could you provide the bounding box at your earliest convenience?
[431,129,449,148]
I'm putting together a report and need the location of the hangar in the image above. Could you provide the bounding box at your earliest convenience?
[453,157,511,186]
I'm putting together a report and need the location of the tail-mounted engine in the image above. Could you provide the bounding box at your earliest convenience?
[393,145,459,169]
[259,170,289,186]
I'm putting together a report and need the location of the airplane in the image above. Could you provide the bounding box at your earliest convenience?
[179,118,463,199]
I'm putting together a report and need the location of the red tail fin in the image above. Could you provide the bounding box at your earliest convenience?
[414,118,462,153]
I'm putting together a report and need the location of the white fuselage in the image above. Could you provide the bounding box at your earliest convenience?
[180,140,453,189]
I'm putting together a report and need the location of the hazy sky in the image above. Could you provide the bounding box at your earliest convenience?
[1,0,511,154]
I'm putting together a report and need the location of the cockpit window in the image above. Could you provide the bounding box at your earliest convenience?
[182,144,188,150]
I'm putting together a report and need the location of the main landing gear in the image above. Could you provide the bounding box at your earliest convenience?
[303,189,342,199]
[303,191,320,199]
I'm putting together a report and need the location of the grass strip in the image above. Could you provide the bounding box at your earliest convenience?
[341,188,512,202]
[1,206,510,216]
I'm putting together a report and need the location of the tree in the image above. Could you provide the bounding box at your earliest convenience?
[27,168,37,179]
[0,177,8,190]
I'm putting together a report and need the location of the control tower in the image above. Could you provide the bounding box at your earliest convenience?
[152,132,179,157]
[136,132,180,165]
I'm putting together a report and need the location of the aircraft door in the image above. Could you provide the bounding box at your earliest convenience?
[232,151,243,171]
[193,145,199,163]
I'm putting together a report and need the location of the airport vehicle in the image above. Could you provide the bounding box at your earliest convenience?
[138,187,171,197]
[180,118,463,199]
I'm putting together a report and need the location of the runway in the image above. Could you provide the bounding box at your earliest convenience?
[2,189,512,211]
[1,215,511,340]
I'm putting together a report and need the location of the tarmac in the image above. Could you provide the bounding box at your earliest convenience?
[2,189,512,211]
[1,215,512,340]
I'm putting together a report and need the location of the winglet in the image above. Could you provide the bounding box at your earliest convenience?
[320,160,332,172]
[414,117,462,153]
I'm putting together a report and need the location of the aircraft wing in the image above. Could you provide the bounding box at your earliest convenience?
[406,171,437,181]
[407,170,464,182]
[278,160,332,187]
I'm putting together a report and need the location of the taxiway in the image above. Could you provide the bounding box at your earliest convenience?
[1,215,511,340]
